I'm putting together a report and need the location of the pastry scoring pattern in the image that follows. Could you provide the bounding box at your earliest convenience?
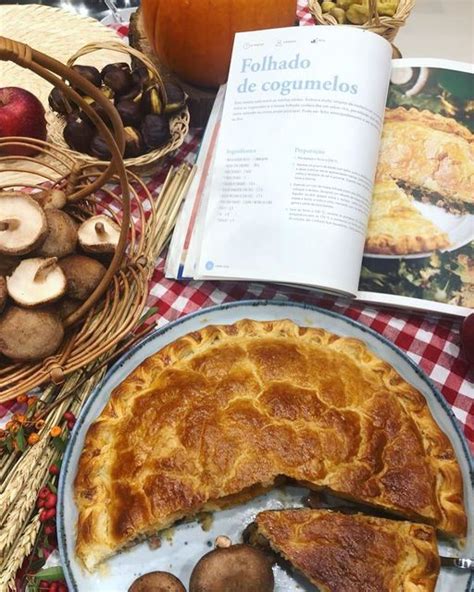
[74,319,466,571]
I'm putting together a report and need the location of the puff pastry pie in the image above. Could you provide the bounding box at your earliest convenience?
[366,181,450,254]
[74,319,466,571]
[376,107,474,208]
[249,508,440,592]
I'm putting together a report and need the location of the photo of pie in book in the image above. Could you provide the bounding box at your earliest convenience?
[247,508,441,592]
[365,107,474,256]
[73,318,466,572]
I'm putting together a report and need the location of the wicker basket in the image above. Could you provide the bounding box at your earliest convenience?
[309,0,415,42]
[0,36,192,401]
[48,41,190,171]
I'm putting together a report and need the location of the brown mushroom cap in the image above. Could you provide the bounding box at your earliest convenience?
[0,306,64,361]
[33,188,67,210]
[0,192,47,256]
[78,214,121,254]
[36,209,78,258]
[58,254,106,301]
[189,544,275,592]
[0,277,6,313]
[128,571,186,592]
[6,257,66,307]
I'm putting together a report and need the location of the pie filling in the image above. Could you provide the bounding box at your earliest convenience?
[398,181,474,216]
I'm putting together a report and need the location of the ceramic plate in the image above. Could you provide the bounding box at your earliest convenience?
[58,300,473,592]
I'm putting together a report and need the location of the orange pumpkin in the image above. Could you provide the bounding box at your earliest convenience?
[142,0,297,88]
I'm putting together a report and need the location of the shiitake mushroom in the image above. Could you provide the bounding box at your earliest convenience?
[63,114,94,154]
[189,544,275,592]
[0,306,64,361]
[128,571,186,592]
[58,254,106,301]
[132,65,152,87]
[142,84,163,115]
[141,114,170,150]
[0,276,6,314]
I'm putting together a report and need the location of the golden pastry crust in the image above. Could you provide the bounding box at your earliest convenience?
[376,107,474,205]
[253,509,440,592]
[74,319,466,571]
[366,181,450,255]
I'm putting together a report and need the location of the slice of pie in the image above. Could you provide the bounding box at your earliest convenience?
[366,180,450,255]
[376,107,474,209]
[249,508,440,592]
[74,319,466,571]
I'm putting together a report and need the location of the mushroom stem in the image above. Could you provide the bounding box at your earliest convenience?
[34,257,58,283]
[95,221,107,237]
[0,217,20,231]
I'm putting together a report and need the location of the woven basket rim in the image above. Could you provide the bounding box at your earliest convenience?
[308,0,415,34]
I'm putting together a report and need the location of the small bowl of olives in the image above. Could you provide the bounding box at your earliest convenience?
[47,41,190,169]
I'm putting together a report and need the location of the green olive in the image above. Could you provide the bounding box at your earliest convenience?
[346,4,369,24]
[321,1,336,12]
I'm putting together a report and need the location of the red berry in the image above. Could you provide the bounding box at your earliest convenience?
[63,411,75,421]
[37,498,45,508]
[58,583,67,592]
[49,464,59,475]
[39,580,49,590]
[45,493,57,508]
[39,486,50,499]
[45,508,56,520]
[49,583,58,592]
[67,420,75,430]
[45,524,56,536]
[39,509,48,522]
[461,313,474,365]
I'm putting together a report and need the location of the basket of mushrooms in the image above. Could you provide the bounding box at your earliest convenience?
[309,0,415,42]
[0,36,158,401]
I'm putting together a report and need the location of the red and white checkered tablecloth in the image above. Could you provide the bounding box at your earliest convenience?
[0,1,472,456]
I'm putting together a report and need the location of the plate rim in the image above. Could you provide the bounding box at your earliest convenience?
[58,299,474,591]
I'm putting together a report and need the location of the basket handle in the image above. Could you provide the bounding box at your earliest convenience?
[367,0,381,26]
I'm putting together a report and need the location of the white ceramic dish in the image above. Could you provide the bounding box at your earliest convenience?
[58,300,474,592]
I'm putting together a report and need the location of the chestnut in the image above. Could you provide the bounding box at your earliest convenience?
[63,115,94,153]
[116,99,142,127]
[101,62,131,79]
[119,83,143,103]
[123,127,145,158]
[90,133,112,160]
[141,114,170,150]
[132,66,151,87]
[48,86,74,115]
[141,84,163,115]
[71,65,102,90]
[102,64,133,96]
[162,82,187,115]
[80,100,111,127]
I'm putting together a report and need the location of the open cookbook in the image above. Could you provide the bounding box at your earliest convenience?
[166,26,474,317]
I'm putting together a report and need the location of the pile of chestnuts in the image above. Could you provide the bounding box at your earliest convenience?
[48,62,187,160]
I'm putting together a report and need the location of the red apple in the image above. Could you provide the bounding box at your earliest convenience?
[0,87,47,156]
[461,313,474,365]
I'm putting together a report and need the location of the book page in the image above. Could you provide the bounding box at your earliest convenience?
[195,25,392,296]
[358,59,473,317]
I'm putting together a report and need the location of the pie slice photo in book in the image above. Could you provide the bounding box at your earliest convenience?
[166,27,473,317]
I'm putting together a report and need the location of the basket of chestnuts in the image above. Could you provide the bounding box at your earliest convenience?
[309,0,415,42]
[47,41,190,170]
